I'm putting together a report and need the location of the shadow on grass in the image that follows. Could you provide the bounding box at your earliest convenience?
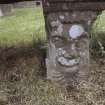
[0,40,47,81]
[0,40,68,105]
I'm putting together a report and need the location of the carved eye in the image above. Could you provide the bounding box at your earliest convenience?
[52,36,60,43]
[51,36,66,47]
[69,25,85,39]
[52,36,64,42]
[75,39,88,50]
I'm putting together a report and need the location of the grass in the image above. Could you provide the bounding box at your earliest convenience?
[91,11,105,45]
[0,7,46,46]
[90,11,105,57]
[93,11,105,33]
[0,45,68,105]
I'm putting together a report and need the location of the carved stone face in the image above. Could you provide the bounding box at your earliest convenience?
[46,12,96,85]
[50,24,89,74]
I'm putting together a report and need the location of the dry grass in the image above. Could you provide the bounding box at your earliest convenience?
[0,45,105,105]
[0,46,66,105]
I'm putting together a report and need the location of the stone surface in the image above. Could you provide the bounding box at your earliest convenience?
[0,4,13,16]
[13,1,42,8]
[43,0,104,87]
[43,0,105,13]
[0,9,3,16]
[0,92,8,103]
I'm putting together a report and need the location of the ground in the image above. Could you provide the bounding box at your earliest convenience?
[0,7,105,105]
[0,46,105,105]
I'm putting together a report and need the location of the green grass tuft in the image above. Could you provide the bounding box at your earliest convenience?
[0,7,46,46]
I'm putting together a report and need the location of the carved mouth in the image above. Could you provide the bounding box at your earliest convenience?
[57,56,80,67]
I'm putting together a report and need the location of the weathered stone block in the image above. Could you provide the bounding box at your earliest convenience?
[0,4,13,16]
[42,0,104,87]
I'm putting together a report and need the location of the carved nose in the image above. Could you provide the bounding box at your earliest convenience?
[71,44,78,57]
[64,52,77,59]
[64,44,78,58]
[64,53,72,58]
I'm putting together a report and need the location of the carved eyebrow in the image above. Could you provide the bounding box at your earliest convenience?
[78,33,88,39]
[70,33,88,41]
[51,35,67,41]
